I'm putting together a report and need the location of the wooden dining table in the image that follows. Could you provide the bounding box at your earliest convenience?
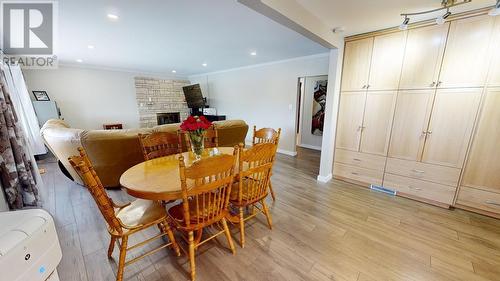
[120,147,236,201]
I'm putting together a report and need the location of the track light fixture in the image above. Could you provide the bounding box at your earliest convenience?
[399,0,472,30]
[489,0,500,16]
[399,16,410,30]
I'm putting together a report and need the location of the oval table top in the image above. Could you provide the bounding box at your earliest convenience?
[120,147,235,201]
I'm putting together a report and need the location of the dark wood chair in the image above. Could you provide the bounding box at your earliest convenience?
[167,152,237,280]
[230,142,277,248]
[252,126,281,201]
[138,131,182,160]
[68,147,180,281]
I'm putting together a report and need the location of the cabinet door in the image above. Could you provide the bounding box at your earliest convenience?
[341,38,373,92]
[359,91,397,156]
[388,90,435,161]
[439,15,495,88]
[399,23,449,90]
[367,31,407,91]
[421,88,482,168]
[462,88,500,191]
[487,18,500,87]
[336,92,366,151]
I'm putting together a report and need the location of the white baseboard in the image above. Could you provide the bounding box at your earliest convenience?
[317,173,332,183]
[277,149,298,157]
[297,143,322,151]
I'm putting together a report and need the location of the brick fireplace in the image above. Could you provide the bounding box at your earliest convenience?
[135,77,190,127]
[157,112,180,125]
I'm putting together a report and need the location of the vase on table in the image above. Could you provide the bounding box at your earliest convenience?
[188,131,205,159]
[180,115,213,160]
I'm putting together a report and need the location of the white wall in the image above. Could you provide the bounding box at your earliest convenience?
[298,75,327,150]
[23,66,184,130]
[189,53,330,154]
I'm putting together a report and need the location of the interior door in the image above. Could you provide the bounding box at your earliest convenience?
[359,91,397,156]
[367,31,407,91]
[399,23,449,90]
[462,88,500,191]
[421,88,482,168]
[341,38,373,92]
[335,92,366,151]
[388,90,435,161]
[438,15,495,88]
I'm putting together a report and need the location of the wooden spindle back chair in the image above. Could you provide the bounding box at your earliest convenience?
[138,131,182,160]
[167,152,237,280]
[180,124,218,151]
[230,142,277,247]
[69,147,179,281]
[251,126,281,201]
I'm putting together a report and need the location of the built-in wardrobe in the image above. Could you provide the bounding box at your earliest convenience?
[333,9,500,218]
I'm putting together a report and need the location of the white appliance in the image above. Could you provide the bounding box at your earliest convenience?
[32,101,61,127]
[0,209,62,281]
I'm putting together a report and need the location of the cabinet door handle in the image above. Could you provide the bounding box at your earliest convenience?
[412,169,425,173]
[366,84,371,89]
[437,81,442,87]
[485,200,500,207]
[430,82,436,87]
[353,158,362,161]
[362,85,367,89]
[427,131,432,135]
[351,172,359,175]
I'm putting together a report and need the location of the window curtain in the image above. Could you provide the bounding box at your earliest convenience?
[0,65,40,209]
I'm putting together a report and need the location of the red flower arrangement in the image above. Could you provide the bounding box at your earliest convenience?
[180,115,212,132]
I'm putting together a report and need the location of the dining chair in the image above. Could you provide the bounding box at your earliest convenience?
[230,142,277,248]
[167,152,237,281]
[252,126,281,201]
[138,131,182,160]
[68,147,180,281]
[181,124,218,151]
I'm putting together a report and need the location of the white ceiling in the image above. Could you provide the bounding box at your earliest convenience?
[56,0,327,76]
[296,0,496,36]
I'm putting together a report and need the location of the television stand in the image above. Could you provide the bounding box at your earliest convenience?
[204,115,226,122]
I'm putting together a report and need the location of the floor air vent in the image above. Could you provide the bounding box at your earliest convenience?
[370,185,397,196]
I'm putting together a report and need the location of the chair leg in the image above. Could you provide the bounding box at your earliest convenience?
[221,218,235,255]
[188,231,196,281]
[116,236,128,281]
[159,221,180,256]
[107,236,116,258]
[239,207,245,248]
[261,200,273,230]
[268,181,276,201]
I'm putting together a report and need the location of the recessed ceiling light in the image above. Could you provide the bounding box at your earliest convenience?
[76,59,83,63]
[250,51,257,56]
[202,63,207,67]
[107,14,119,20]
[87,45,95,49]
[172,70,177,73]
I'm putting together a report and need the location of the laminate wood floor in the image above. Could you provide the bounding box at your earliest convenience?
[37,148,500,281]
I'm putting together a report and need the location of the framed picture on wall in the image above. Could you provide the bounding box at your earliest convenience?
[311,80,327,136]
[32,91,50,101]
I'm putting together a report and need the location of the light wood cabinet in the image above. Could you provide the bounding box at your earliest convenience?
[399,24,449,90]
[341,38,373,91]
[335,92,366,151]
[388,90,434,161]
[438,15,495,88]
[486,18,500,87]
[368,32,407,91]
[359,91,397,156]
[461,88,500,192]
[421,89,482,168]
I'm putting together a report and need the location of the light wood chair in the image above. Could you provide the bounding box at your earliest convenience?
[230,142,277,248]
[252,126,281,201]
[167,152,237,281]
[138,131,182,160]
[181,124,218,151]
[68,147,180,281]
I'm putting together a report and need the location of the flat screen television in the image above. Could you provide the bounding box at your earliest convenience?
[182,84,205,109]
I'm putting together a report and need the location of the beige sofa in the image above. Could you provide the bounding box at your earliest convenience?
[41,119,249,188]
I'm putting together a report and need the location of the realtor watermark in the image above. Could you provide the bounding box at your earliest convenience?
[1,1,58,69]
